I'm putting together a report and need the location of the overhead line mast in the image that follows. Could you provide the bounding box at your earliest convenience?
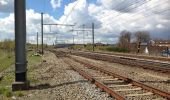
[12,0,29,91]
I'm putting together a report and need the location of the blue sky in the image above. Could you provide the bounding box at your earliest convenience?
[26,0,65,19]
[26,0,97,19]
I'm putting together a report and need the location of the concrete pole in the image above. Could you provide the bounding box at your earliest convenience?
[83,24,85,46]
[12,0,29,91]
[73,36,75,44]
[41,13,44,55]
[137,37,141,53]
[37,32,38,51]
[92,23,95,51]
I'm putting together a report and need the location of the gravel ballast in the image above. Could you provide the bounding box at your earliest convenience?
[17,51,114,100]
[70,55,170,93]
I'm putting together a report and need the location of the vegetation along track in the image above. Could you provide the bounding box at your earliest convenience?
[52,50,170,100]
[69,50,170,74]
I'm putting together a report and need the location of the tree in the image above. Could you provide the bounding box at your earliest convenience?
[118,30,131,49]
[135,31,150,43]
[135,31,150,53]
[3,39,15,52]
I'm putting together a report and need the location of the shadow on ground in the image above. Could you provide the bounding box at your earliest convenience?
[29,80,88,90]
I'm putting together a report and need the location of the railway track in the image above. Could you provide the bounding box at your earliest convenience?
[69,50,170,73]
[82,50,170,62]
[52,50,170,100]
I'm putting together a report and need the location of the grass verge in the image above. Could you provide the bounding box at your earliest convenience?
[0,51,42,98]
[0,50,14,73]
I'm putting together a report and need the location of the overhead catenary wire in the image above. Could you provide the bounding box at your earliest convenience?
[62,0,81,25]
[99,0,151,19]
[100,0,170,31]
[105,7,170,30]
[96,8,169,33]
[103,0,169,23]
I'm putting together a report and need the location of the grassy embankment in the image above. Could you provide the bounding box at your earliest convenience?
[72,44,129,53]
[0,50,42,98]
[0,50,14,73]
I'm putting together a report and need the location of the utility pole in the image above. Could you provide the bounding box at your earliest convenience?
[42,23,75,47]
[73,36,75,44]
[137,37,141,53]
[83,24,85,45]
[12,0,29,91]
[92,23,95,51]
[41,13,44,55]
[37,32,39,51]
[70,27,92,49]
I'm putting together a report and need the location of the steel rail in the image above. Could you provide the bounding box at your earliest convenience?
[66,62,125,100]
[52,50,125,99]
[58,57,125,99]
[69,56,170,99]
[75,50,170,62]
[70,51,170,73]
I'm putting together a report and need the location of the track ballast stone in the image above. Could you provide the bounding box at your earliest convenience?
[17,51,114,100]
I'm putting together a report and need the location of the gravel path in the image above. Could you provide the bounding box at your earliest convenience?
[70,55,170,93]
[17,51,113,100]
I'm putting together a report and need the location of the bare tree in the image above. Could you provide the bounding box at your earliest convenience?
[135,31,150,43]
[135,31,150,53]
[118,30,131,49]
[3,39,15,52]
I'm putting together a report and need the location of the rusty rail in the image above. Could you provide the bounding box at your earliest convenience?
[70,51,170,73]
[73,50,170,62]
[64,61,125,100]
[69,56,170,99]
[52,50,170,99]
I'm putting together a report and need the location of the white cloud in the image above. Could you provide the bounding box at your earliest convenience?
[1,0,170,44]
[156,24,164,29]
[0,0,8,5]
[0,0,14,13]
[55,0,170,43]
[50,0,62,9]
[0,9,58,44]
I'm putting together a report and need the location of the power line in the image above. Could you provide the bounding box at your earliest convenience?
[102,1,170,29]
[107,8,170,30]
[108,0,169,23]
[62,0,81,25]
[99,0,151,19]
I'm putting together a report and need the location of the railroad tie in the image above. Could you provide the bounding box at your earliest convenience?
[115,87,142,92]
[108,84,132,88]
[126,92,153,97]
[103,80,124,84]
[102,78,119,81]
[93,76,113,79]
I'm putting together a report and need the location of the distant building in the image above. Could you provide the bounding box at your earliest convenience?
[95,42,104,46]
[154,40,170,47]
